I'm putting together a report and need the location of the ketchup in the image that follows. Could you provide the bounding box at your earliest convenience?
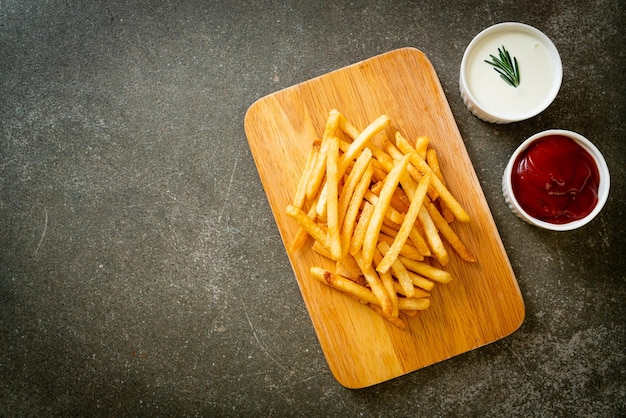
[511,135,600,224]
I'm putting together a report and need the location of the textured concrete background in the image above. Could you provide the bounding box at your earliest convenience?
[1,1,624,416]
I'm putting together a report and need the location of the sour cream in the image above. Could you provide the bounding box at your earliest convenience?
[460,23,562,123]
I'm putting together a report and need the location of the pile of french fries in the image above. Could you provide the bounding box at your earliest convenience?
[286,109,476,329]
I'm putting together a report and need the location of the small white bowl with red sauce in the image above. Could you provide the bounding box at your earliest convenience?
[502,129,610,231]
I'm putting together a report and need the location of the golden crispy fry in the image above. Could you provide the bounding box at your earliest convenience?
[338,149,372,225]
[349,201,374,256]
[418,205,449,266]
[398,297,430,311]
[312,240,333,258]
[293,145,319,209]
[368,141,395,174]
[311,267,378,305]
[361,154,410,268]
[368,181,410,214]
[316,134,350,220]
[381,217,402,232]
[377,241,415,298]
[354,251,393,317]
[379,222,399,236]
[408,225,432,257]
[286,205,329,249]
[402,309,420,318]
[393,282,430,299]
[407,270,435,291]
[425,201,477,262]
[392,182,412,211]
[338,137,352,153]
[322,109,341,141]
[399,256,453,284]
[382,135,438,201]
[306,137,330,201]
[335,254,364,285]
[395,132,470,223]
[363,190,405,225]
[377,233,423,260]
[379,270,398,317]
[426,148,455,223]
[373,247,399,318]
[337,112,361,140]
[381,220,429,258]
[338,115,390,177]
[325,136,342,260]
[415,136,429,159]
[289,204,317,253]
[341,162,373,258]
[377,172,432,274]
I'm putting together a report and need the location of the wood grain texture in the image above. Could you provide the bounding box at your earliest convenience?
[244,48,524,389]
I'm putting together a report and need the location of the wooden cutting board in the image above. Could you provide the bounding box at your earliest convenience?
[244,47,524,389]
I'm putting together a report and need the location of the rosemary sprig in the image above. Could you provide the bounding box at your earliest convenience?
[484,45,520,88]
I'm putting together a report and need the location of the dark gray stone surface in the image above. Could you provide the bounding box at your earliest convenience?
[1,1,624,416]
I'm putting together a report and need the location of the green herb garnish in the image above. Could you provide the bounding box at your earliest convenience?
[484,45,520,88]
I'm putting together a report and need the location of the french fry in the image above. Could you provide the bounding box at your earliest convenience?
[395,132,470,223]
[377,233,423,260]
[377,241,415,297]
[313,111,344,219]
[306,136,330,201]
[373,248,399,318]
[415,135,429,159]
[377,172,432,274]
[382,134,438,200]
[363,190,405,225]
[338,148,372,228]
[325,136,342,260]
[408,225,432,257]
[398,297,430,311]
[399,256,453,284]
[402,309,420,318]
[338,114,390,177]
[293,145,319,209]
[312,240,333,259]
[289,204,317,253]
[418,205,449,266]
[349,201,374,256]
[380,270,398,317]
[335,254,364,285]
[381,218,430,257]
[286,205,329,250]
[354,251,393,317]
[322,109,341,140]
[426,148,455,223]
[338,138,352,153]
[407,270,435,291]
[369,181,410,214]
[339,115,391,174]
[337,112,361,140]
[362,154,410,267]
[425,200,477,262]
[311,267,378,305]
[368,140,395,173]
[393,282,430,299]
[341,162,373,257]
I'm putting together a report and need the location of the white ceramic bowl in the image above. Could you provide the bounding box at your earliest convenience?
[502,130,610,231]
[460,22,562,124]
